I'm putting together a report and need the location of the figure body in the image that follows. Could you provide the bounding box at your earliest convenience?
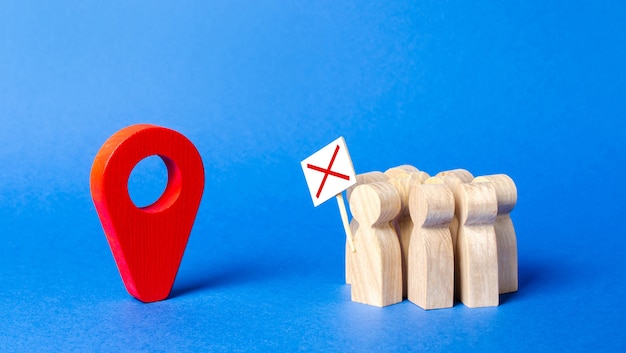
[349,181,402,307]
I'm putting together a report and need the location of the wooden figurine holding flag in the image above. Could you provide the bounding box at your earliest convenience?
[349,181,402,307]
[344,171,388,284]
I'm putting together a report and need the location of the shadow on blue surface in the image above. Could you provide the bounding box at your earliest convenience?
[170,260,281,298]
[500,255,579,306]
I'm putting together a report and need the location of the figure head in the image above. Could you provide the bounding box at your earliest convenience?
[349,181,401,227]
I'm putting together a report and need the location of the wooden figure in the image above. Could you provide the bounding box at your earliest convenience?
[90,124,205,303]
[384,165,429,298]
[407,182,455,310]
[384,164,419,179]
[454,182,499,308]
[426,175,464,250]
[411,170,430,184]
[425,175,463,300]
[345,171,388,284]
[474,174,518,294]
[349,181,402,307]
[436,169,474,183]
[346,171,388,202]
[383,164,430,186]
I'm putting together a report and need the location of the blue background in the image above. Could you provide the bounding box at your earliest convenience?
[1,1,625,351]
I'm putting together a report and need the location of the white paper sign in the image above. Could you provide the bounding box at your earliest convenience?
[301,137,357,207]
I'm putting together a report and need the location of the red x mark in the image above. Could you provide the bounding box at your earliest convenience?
[306,145,351,198]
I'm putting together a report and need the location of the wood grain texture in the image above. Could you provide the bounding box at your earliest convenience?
[90,124,204,303]
[427,174,467,300]
[474,174,518,294]
[384,165,428,298]
[407,183,455,310]
[436,169,474,183]
[455,182,499,308]
[384,165,419,179]
[426,176,464,254]
[346,171,388,202]
[411,171,430,185]
[345,171,388,284]
[349,181,402,307]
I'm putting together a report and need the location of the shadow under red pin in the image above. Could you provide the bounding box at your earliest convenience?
[90,124,204,303]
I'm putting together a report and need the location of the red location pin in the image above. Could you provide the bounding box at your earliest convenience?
[90,124,204,303]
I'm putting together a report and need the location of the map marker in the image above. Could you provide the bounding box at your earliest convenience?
[90,124,204,303]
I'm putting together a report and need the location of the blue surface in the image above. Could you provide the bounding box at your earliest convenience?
[1,1,625,351]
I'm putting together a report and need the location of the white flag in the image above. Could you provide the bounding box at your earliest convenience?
[301,137,357,207]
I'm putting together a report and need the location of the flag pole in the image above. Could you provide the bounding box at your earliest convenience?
[336,193,355,252]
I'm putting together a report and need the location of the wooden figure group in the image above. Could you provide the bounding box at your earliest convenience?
[345,166,518,309]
